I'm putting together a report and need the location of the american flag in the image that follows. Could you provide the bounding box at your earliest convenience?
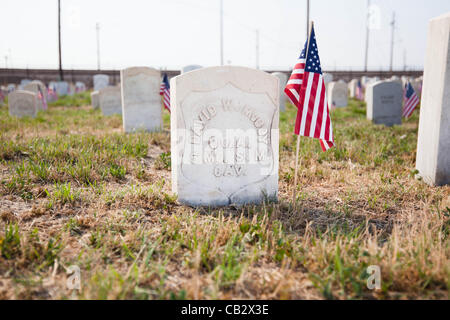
[356,80,364,101]
[160,73,170,113]
[402,82,419,119]
[285,25,334,151]
[38,87,48,110]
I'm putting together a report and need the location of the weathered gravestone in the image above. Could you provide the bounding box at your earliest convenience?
[327,81,348,107]
[93,74,109,91]
[416,13,450,186]
[24,80,47,111]
[120,67,162,132]
[99,86,122,116]
[91,91,100,109]
[271,72,287,112]
[171,66,279,206]
[55,81,69,96]
[8,90,37,118]
[181,65,203,74]
[366,80,403,126]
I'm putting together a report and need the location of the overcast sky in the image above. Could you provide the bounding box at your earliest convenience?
[1,0,449,71]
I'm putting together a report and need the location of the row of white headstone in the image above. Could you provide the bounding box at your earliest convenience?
[6,79,88,118]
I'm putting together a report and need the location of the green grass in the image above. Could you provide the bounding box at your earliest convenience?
[48,92,91,107]
[0,94,448,300]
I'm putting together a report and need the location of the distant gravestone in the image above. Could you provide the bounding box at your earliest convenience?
[55,81,69,96]
[121,67,162,132]
[171,66,279,206]
[24,80,47,111]
[99,86,122,116]
[181,65,203,74]
[68,83,76,96]
[91,91,100,109]
[75,81,86,93]
[327,81,348,107]
[416,13,450,186]
[323,73,333,84]
[366,80,403,126]
[7,84,16,93]
[8,90,37,118]
[361,76,371,88]
[93,74,110,91]
[19,79,32,90]
[348,79,358,98]
[271,72,287,112]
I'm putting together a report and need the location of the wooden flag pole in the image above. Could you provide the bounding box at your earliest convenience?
[292,21,314,205]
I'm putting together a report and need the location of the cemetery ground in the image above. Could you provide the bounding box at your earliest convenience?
[0,92,448,300]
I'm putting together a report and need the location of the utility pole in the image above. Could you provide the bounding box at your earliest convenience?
[58,0,64,80]
[96,23,101,70]
[390,12,396,72]
[306,0,310,37]
[4,56,8,69]
[364,0,371,72]
[220,0,224,66]
[255,29,260,69]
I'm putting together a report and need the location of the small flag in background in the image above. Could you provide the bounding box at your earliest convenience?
[160,73,171,113]
[356,80,364,101]
[38,87,48,110]
[402,82,419,119]
[285,25,334,151]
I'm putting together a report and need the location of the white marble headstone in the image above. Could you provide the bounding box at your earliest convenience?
[99,86,122,116]
[93,74,110,91]
[171,66,279,206]
[416,13,450,186]
[366,80,403,126]
[24,81,47,111]
[120,67,162,133]
[327,81,348,107]
[271,72,287,112]
[8,90,38,118]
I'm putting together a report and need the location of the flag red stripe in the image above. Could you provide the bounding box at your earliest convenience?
[314,82,326,138]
